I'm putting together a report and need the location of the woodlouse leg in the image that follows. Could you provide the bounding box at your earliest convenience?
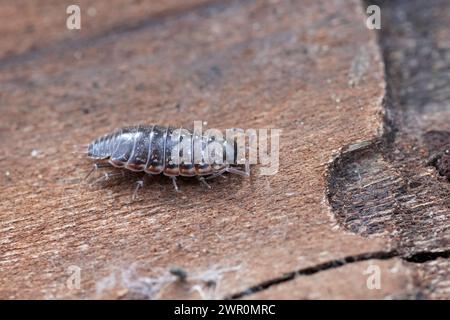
[205,169,228,180]
[132,175,155,199]
[132,180,144,200]
[84,162,113,181]
[197,176,212,189]
[226,160,250,177]
[91,171,124,186]
[170,176,180,192]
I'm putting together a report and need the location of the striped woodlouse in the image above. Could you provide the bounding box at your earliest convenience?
[82,125,250,193]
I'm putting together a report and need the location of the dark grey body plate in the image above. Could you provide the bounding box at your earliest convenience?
[87,125,232,176]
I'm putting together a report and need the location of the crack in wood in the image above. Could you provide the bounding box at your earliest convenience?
[226,249,450,299]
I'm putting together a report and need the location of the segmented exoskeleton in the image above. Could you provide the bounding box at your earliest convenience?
[85,125,250,191]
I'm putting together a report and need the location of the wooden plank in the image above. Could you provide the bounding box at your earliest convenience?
[0,0,447,299]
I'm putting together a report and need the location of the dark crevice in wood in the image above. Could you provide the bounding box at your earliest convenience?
[326,0,450,254]
[403,250,450,263]
[322,0,450,299]
[229,0,450,301]
[226,249,450,299]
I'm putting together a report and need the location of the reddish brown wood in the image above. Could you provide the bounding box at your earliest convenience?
[0,0,447,299]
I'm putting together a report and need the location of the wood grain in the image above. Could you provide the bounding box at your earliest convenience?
[0,0,447,299]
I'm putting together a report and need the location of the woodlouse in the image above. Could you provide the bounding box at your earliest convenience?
[84,125,250,192]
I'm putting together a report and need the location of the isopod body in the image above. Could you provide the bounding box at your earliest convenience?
[87,125,249,185]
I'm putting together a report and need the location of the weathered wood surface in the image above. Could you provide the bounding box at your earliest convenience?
[0,0,448,299]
